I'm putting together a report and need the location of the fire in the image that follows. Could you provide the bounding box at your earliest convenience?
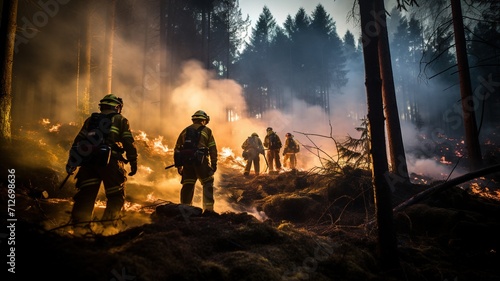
[95,200,107,209]
[440,156,452,165]
[469,182,500,201]
[124,201,148,213]
[218,147,247,170]
[39,118,61,132]
[49,124,61,133]
[135,131,149,142]
[134,130,171,154]
[140,165,154,174]
[146,192,158,202]
[153,136,169,153]
[220,147,235,159]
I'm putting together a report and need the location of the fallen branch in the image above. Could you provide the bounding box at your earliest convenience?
[363,163,500,228]
[392,163,500,213]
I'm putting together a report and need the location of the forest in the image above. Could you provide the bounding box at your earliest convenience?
[1,0,498,139]
[0,0,499,280]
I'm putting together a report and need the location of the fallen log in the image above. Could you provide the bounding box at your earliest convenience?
[363,163,500,228]
[392,163,500,213]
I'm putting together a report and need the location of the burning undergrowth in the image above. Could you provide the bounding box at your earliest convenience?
[1,124,500,281]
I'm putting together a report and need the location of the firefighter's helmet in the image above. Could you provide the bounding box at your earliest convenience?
[99,94,123,107]
[266,127,273,132]
[191,110,210,123]
[286,132,292,137]
[251,132,259,137]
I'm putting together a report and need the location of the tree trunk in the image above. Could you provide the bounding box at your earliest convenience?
[139,2,151,127]
[0,0,18,143]
[103,0,116,94]
[359,0,399,271]
[160,0,169,135]
[77,0,92,123]
[374,0,410,185]
[450,0,483,171]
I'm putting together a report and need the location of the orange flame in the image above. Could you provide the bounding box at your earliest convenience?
[220,147,235,159]
[134,130,170,155]
[153,136,169,153]
[49,124,61,133]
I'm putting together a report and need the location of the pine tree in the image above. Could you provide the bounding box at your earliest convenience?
[338,118,371,170]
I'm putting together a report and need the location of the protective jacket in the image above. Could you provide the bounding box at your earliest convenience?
[70,111,138,164]
[263,130,282,172]
[69,109,138,225]
[241,135,264,175]
[283,137,299,170]
[175,122,218,211]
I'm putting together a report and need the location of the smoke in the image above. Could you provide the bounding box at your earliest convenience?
[13,0,492,223]
[101,58,370,214]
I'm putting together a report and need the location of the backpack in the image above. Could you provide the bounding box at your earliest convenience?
[71,112,116,167]
[174,125,206,167]
[289,139,300,153]
[242,136,258,159]
[268,133,282,149]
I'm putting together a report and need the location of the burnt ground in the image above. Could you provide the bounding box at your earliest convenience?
[1,129,500,281]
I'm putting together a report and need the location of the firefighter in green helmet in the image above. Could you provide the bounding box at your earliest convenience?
[65,94,138,235]
[174,110,218,214]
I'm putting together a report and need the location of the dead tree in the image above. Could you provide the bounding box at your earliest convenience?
[451,0,483,171]
[0,0,18,143]
[374,0,410,184]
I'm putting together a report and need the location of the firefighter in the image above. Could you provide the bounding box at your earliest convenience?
[65,94,138,235]
[241,132,265,176]
[174,110,218,213]
[283,132,299,171]
[263,127,282,174]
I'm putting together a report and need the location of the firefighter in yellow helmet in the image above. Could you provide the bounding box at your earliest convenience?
[65,94,138,234]
[174,110,218,213]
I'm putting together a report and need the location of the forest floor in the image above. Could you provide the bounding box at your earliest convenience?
[1,125,500,281]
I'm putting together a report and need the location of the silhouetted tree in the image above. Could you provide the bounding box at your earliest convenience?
[310,4,347,114]
[451,0,483,171]
[468,1,500,129]
[101,0,116,94]
[375,0,410,184]
[238,6,278,115]
[338,118,371,169]
[0,0,18,143]
[359,0,400,271]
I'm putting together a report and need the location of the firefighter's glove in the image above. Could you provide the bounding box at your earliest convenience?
[128,160,138,176]
[66,164,76,175]
[211,163,217,173]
